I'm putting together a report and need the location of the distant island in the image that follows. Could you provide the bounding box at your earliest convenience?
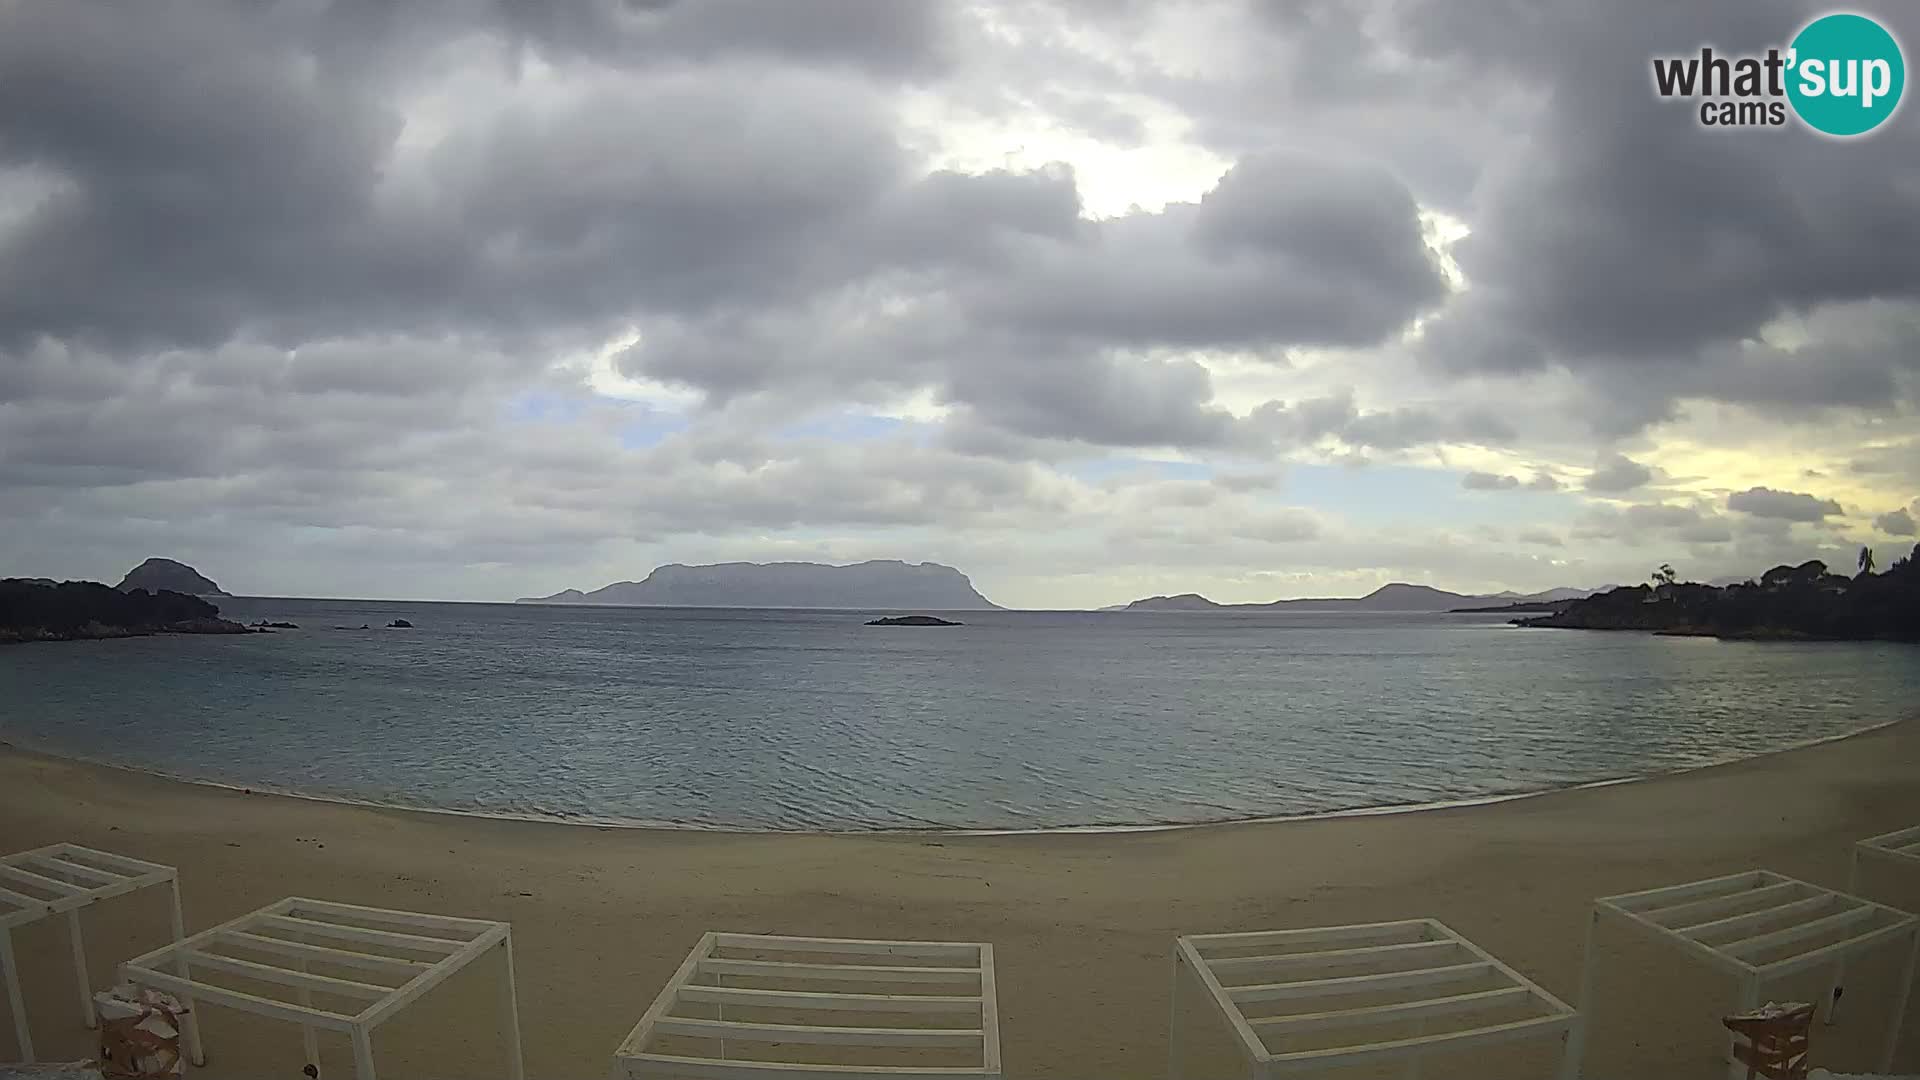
[1515,550,1920,641]
[518,560,1000,610]
[1113,583,1598,613]
[866,615,962,626]
[1,578,249,644]
[117,557,230,597]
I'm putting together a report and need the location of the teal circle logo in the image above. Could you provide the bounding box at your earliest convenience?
[1787,12,1905,136]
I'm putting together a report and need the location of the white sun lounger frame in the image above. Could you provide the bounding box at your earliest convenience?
[119,896,524,1080]
[0,843,198,1065]
[1169,918,1580,1078]
[1831,826,1920,1023]
[1850,825,1920,893]
[612,932,1002,1080]
[1570,870,1920,1078]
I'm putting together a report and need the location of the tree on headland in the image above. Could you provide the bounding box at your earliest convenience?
[1519,549,1920,640]
[1891,544,1918,576]
[1761,560,1829,589]
[1858,546,1876,576]
[1650,563,1677,586]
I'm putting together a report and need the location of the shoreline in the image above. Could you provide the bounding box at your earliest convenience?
[1,715,1900,837]
[6,720,1920,1077]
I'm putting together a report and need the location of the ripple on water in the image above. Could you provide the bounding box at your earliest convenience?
[3,601,1917,830]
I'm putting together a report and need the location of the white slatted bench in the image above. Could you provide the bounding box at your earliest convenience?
[0,844,196,1064]
[613,933,1001,1080]
[117,897,524,1080]
[1169,919,1579,1078]
[1571,870,1920,1079]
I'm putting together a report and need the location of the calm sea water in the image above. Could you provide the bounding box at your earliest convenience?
[3,599,1917,831]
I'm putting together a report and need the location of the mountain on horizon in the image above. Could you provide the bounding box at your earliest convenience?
[1116,582,1600,612]
[517,560,1001,610]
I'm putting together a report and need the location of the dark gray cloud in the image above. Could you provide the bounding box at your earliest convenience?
[1088,0,1514,212]
[1573,502,1735,546]
[1402,0,1920,429]
[1584,454,1653,494]
[0,1,937,355]
[1877,508,1918,536]
[1462,471,1518,491]
[4,0,1439,486]
[1727,487,1844,522]
[617,150,1448,435]
[484,0,960,77]
[949,351,1236,448]
[1244,391,1511,453]
[1624,504,1733,544]
[1460,469,1562,493]
[0,1,423,350]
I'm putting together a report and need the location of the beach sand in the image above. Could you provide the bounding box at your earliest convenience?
[3,722,1919,1079]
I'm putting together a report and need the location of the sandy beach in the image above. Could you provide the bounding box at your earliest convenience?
[3,723,1919,1079]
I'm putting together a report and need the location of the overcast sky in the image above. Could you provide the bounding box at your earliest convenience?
[4,0,1919,608]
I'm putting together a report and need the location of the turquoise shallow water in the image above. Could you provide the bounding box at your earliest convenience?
[3,599,1917,831]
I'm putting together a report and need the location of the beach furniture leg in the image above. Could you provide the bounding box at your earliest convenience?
[717,968,727,1061]
[1166,945,1183,1080]
[1830,847,1862,1025]
[1728,977,1761,1080]
[299,1002,320,1075]
[68,909,96,1028]
[1559,909,1598,1080]
[351,1025,377,1080]
[293,931,321,1075]
[1403,1013,1423,1079]
[1881,929,1919,1073]
[1556,1022,1583,1080]
[500,936,526,1080]
[1,929,33,1062]
[168,877,206,1066]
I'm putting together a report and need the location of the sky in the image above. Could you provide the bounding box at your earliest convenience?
[3,0,1919,609]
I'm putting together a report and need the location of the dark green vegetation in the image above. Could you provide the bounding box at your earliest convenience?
[1,578,249,644]
[1516,547,1920,641]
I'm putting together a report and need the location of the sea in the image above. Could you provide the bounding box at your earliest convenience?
[3,598,1917,832]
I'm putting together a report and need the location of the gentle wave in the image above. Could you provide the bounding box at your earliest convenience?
[3,717,1900,836]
